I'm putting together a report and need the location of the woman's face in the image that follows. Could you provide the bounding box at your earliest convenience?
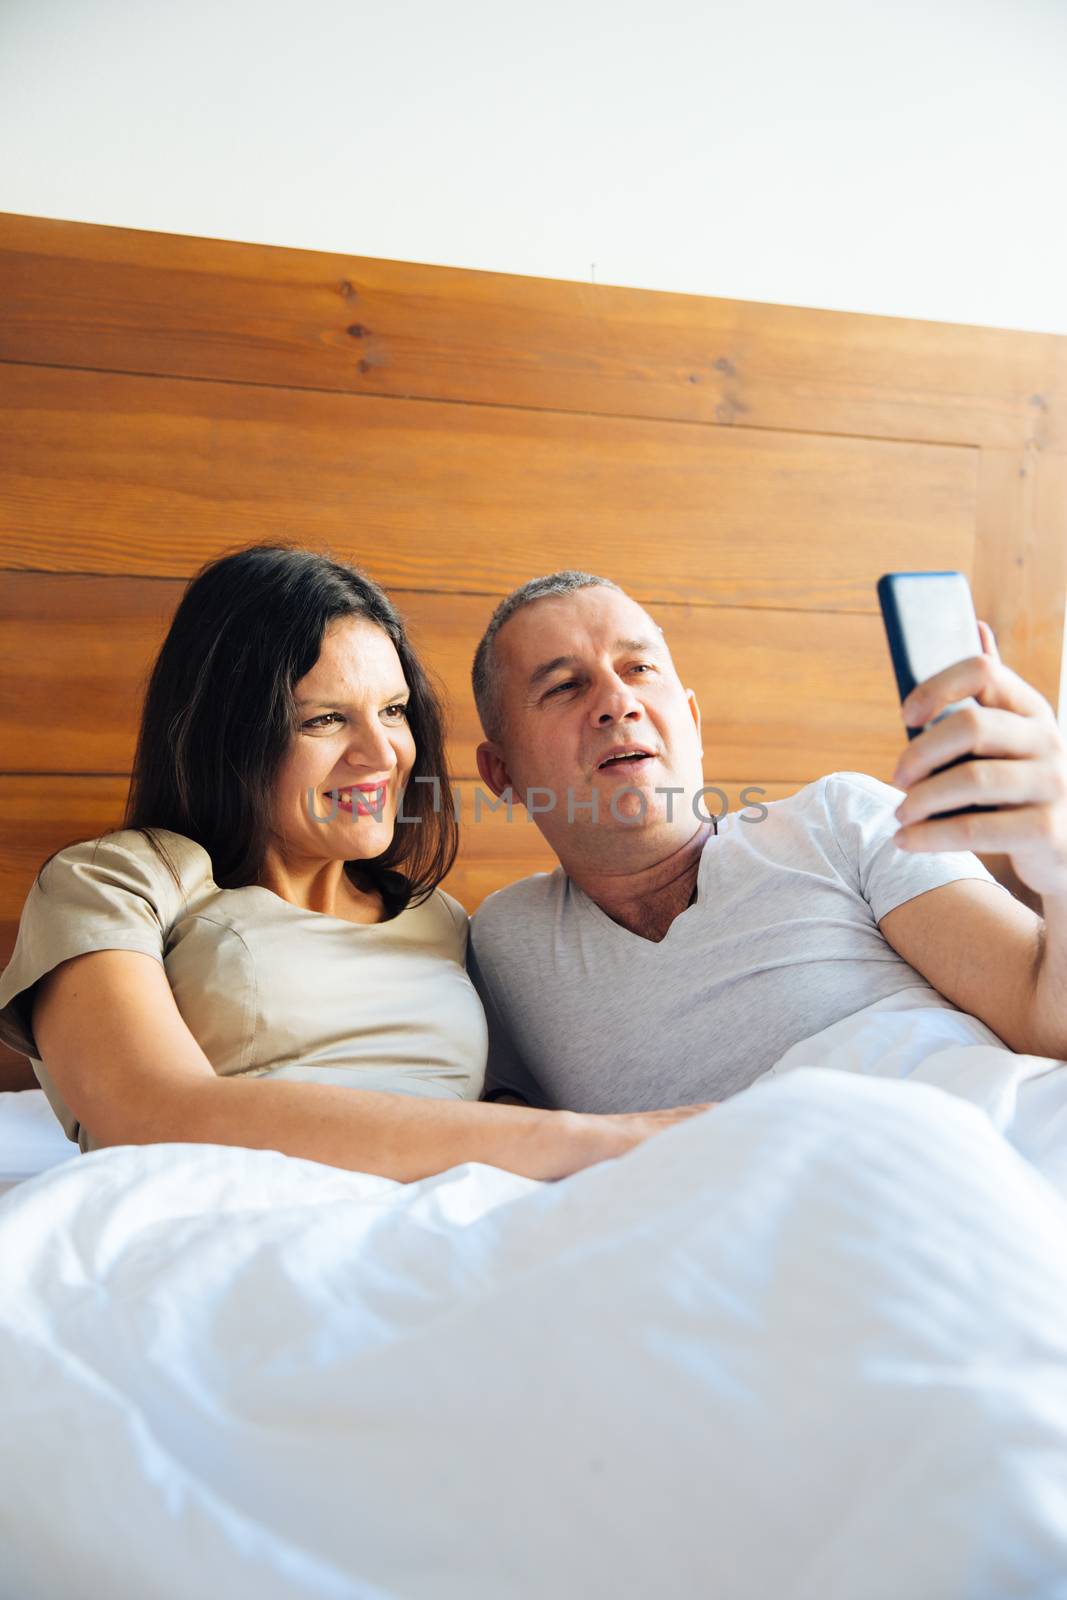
[272,615,417,862]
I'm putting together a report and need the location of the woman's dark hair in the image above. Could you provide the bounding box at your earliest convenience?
[108,545,456,914]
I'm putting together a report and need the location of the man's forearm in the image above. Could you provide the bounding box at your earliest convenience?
[1029,893,1067,1059]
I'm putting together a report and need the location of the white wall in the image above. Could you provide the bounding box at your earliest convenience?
[2,0,1065,334]
[2,0,1065,716]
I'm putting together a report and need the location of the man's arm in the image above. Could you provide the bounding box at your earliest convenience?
[877,879,1056,1056]
[882,619,1067,1059]
[977,852,1042,916]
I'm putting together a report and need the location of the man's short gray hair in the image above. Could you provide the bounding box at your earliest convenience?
[472,570,623,743]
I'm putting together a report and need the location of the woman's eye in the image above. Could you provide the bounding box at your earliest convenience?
[303,706,409,729]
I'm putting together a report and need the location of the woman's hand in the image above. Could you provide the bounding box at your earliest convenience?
[577,1102,717,1165]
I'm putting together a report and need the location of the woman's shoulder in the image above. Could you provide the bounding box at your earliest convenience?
[41,828,216,915]
[398,885,469,951]
[434,887,469,931]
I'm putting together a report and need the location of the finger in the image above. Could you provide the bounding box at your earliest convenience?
[902,654,1050,728]
[977,619,1001,662]
[894,801,1063,858]
[892,704,1046,787]
[894,757,1067,825]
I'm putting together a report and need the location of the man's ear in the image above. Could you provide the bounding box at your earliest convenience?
[686,689,703,753]
[476,740,514,798]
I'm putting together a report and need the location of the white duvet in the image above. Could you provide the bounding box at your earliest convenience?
[2,994,1067,1600]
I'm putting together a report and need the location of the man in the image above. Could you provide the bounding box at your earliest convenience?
[467,571,1067,1112]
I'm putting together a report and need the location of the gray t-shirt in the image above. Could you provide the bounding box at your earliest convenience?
[469,771,1005,1112]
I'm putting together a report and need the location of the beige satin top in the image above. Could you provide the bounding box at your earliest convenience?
[0,829,487,1151]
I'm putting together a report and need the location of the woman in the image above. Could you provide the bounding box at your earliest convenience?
[0,545,701,1181]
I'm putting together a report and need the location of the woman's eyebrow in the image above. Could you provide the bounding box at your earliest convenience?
[295,690,410,707]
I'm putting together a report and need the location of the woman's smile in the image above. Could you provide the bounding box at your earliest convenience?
[324,782,389,815]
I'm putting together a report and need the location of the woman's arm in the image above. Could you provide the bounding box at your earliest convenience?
[32,950,702,1182]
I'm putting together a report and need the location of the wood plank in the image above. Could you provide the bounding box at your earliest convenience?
[0,776,129,936]
[1,212,1065,451]
[0,575,939,783]
[0,1045,35,1091]
[1026,450,1067,708]
[0,364,978,611]
[973,448,1067,716]
[0,573,179,772]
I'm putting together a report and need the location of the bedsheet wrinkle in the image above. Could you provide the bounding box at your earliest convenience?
[2,1003,1067,1598]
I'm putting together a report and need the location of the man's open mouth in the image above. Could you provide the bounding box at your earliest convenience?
[596,747,656,772]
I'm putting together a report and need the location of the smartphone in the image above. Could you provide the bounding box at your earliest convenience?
[877,570,988,818]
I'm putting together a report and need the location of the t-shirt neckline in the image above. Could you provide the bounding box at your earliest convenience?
[570,819,721,946]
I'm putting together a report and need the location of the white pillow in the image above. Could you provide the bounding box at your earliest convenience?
[0,1089,77,1190]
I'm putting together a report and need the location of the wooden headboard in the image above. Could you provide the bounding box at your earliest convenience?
[2,211,1066,1087]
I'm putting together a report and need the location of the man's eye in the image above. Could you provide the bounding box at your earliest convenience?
[545,680,579,698]
[630,663,655,675]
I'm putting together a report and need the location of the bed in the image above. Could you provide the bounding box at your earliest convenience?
[3,998,1067,1597]
[2,212,1067,1595]
[0,1089,76,1196]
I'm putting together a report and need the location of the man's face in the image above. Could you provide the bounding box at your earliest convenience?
[478,586,704,863]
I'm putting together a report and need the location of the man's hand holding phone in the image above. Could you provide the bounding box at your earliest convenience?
[889,617,1067,902]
